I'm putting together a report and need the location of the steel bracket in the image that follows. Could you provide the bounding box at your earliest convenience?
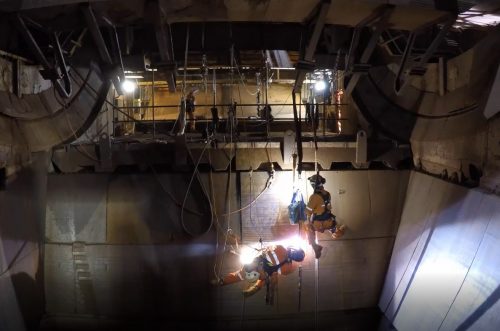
[14,14,72,98]
[394,14,456,94]
[82,4,125,95]
[344,5,394,96]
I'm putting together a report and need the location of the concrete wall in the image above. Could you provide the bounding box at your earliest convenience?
[380,171,500,331]
[42,170,408,330]
[0,153,48,331]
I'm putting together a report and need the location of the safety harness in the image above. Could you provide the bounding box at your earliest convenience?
[312,190,335,221]
[260,249,296,306]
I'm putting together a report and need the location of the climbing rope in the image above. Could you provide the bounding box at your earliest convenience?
[298,265,303,311]
[180,139,215,236]
[182,24,190,97]
[313,103,320,331]
[215,52,237,279]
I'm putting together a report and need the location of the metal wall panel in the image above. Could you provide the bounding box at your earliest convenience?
[43,170,407,327]
[240,170,409,243]
[46,174,107,243]
[44,244,75,314]
[380,171,500,331]
[44,235,217,318]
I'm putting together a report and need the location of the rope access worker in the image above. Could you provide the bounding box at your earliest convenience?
[215,245,305,304]
[304,174,346,259]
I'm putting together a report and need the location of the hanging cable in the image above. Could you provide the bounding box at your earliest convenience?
[367,72,478,119]
[216,55,236,278]
[182,24,190,97]
[315,248,319,330]
[150,165,203,216]
[55,70,103,163]
[292,91,303,175]
[208,149,229,280]
[298,265,303,312]
[248,168,265,241]
[233,54,259,96]
[220,171,274,216]
[180,139,214,236]
[69,68,143,127]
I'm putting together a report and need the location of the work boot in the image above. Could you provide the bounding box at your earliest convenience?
[332,225,346,239]
[312,243,323,259]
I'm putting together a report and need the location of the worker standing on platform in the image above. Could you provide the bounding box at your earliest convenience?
[304,174,346,259]
[185,89,197,131]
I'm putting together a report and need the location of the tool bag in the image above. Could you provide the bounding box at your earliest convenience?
[288,190,306,225]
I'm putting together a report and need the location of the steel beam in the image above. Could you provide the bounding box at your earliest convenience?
[292,0,331,93]
[82,5,126,95]
[272,50,292,68]
[345,4,394,75]
[146,0,176,93]
[344,5,394,96]
[394,14,456,94]
[102,16,125,76]
[81,5,112,65]
[13,14,72,98]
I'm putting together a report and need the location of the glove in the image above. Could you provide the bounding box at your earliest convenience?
[332,224,346,239]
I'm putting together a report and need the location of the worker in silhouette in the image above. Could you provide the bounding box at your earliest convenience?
[215,245,305,304]
[304,174,346,259]
[185,89,197,131]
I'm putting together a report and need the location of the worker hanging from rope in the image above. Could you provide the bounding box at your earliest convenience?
[303,173,346,259]
[213,245,305,304]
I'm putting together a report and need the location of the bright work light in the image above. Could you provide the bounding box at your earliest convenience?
[122,80,137,93]
[239,246,257,265]
[314,80,326,92]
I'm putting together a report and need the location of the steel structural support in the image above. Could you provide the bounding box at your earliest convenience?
[102,16,125,77]
[345,5,394,73]
[82,5,112,65]
[82,4,124,95]
[13,14,72,98]
[292,0,331,175]
[293,0,331,93]
[146,0,176,92]
[344,5,394,96]
[394,14,456,94]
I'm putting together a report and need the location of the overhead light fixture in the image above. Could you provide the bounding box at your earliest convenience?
[125,75,144,79]
[122,80,137,93]
[314,80,326,92]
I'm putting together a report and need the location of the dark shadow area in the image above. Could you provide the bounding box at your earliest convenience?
[0,153,48,331]
[11,272,44,331]
[40,307,389,331]
[352,70,418,144]
[0,167,5,190]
